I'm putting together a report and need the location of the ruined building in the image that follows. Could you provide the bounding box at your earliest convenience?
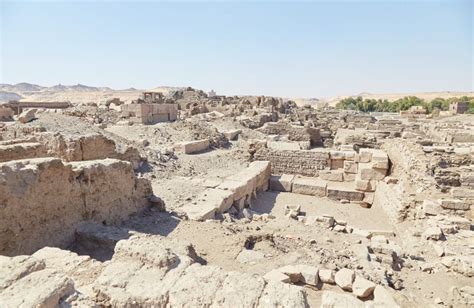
[121,91,178,124]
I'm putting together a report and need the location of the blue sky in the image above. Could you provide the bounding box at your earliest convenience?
[1,0,472,97]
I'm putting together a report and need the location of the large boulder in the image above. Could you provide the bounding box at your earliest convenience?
[17,108,37,123]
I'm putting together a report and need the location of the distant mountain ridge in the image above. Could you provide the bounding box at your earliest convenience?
[0,83,117,94]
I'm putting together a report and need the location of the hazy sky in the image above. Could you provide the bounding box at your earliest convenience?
[1,0,472,97]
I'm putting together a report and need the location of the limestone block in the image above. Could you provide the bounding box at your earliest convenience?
[355,179,374,192]
[318,269,335,284]
[440,199,470,210]
[363,192,375,205]
[17,108,37,123]
[330,159,345,170]
[334,268,355,291]
[218,179,252,202]
[342,151,357,161]
[343,160,358,174]
[295,265,319,286]
[223,129,241,140]
[423,200,443,215]
[359,149,373,163]
[199,188,235,213]
[269,174,295,192]
[343,173,356,182]
[174,139,210,154]
[358,163,387,181]
[327,182,365,201]
[320,170,344,182]
[352,276,376,298]
[181,203,216,221]
[292,177,327,197]
[330,150,346,160]
[248,161,271,191]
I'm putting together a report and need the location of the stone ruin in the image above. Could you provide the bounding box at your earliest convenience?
[0,89,472,307]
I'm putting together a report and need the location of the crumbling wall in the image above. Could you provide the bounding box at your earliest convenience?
[36,133,143,168]
[254,148,329,176]
[373,182,408,223]
[0,157,152,256]
[0,142,46,162]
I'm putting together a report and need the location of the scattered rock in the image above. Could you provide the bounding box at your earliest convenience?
[335,268,355,291]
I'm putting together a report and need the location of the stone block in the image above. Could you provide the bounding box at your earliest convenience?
[355,179,374,192]
[359,149,373,163]
[223,129,241,140]
[319,170,344,182]
[318,269,335,284]
[269,174,294,192]
[343,160,358,174]
[352,276,376,298]
[200,188,235,213]
[174,139,210,154]
[181,203,216,221]
[343,173,356,182]
[440,199,470,211]
[292,177,327,197]
[335,268,355,291]
[327,182,365,201]
[358,163,387,181]
[423,199,442,215]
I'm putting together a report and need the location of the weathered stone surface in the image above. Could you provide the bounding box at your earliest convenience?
[254,148,329,177]
[352,276,376,298]
[423,227,445,241]
[17,108,37,123]
[373,285,400,307]
[269,174,295,192]
[335,268,355,291]
[344,160,358,174]
[223,129,241,140]
[0,142,46,163]
[258,280,307,307]
[327,182,365,201]
[319,268,336,284]
[358,163,387,181]
[321,290,365,308]
[263,269,292,283]
[91,234,308,307]
[0,157,152,255]
[0,268,75,308]
[440,199,470,210]
[296,264,319,286]
[0,255,45,291]
[355,179,374,192]
[423,199,443,215]
[174,139,210,154]
[320,170,344,182]
[292,177,328,196]
[236,249,265,264]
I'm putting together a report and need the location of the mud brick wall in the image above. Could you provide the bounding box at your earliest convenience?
[254,148,329,176]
